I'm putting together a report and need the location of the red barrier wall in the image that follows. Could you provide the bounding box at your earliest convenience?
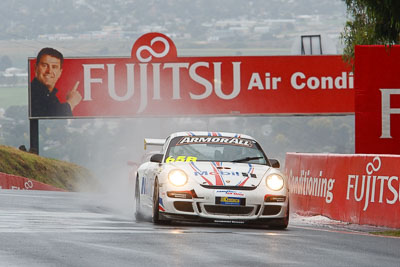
[285,153,400,228]
[0,172,65,191]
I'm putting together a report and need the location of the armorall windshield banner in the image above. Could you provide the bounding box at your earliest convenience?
[29,32,354,119]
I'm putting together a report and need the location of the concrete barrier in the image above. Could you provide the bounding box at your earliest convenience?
[0,172,65,191]
[285,153,400,228]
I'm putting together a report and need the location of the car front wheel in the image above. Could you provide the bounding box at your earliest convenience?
[152,179,161,224]
[270,204,289,229]
[134,176,143,221]
[152,179,170,225]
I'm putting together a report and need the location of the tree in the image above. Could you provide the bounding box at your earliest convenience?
[341,0,400,63]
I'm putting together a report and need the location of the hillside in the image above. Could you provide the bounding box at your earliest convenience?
[0,145,96,191]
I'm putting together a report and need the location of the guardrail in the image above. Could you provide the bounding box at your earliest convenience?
[0,172,65,191]
[285,153,400,228]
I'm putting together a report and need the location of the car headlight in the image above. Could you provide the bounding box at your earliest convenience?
[168,169,188,187]
[266,174,284,191]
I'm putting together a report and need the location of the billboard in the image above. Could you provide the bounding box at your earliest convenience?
[355,45,400,154]
[29,32,354,119]
[285,152,400,228]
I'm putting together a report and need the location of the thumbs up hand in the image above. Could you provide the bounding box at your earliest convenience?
[66,81,82,111]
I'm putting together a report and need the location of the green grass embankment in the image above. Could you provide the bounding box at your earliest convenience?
[0,145,96,191]
[371,230,400,237]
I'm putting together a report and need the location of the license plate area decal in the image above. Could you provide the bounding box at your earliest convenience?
[215,196,246,206]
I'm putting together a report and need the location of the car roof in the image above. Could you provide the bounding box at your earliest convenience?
[169,131,256,140]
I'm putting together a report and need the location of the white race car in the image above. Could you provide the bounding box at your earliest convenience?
[134,131,289,228]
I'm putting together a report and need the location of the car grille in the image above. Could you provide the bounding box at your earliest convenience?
[262,205,281,215]
[203,205,254,216]
[174,201,194,213]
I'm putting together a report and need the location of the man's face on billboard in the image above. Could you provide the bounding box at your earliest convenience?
[35,55,62,91]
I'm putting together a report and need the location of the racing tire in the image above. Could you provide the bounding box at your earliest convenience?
[152,179,161,224]
[270,204,289,230]
[152,179,170,225]
[134,176,144,221]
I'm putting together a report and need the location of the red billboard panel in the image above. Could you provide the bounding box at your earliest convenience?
[0,172,65,191]
[355,45,400,154]
[29,32,354,119]
[285,152,400,228]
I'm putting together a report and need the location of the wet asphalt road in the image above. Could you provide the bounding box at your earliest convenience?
[0,189,398,267]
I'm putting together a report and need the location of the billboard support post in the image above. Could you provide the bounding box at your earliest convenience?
[29,119,39,154]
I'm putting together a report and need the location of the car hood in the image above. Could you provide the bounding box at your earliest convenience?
[171,161,270,188]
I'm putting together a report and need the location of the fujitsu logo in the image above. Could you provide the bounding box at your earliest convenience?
[380,88,400,138]
[347,156,400,211]
[136,36,170,62]
[81,34,242,113]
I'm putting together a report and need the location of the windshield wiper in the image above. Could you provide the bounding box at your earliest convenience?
[231,156,263,163]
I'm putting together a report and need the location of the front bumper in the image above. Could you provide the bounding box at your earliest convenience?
[158,182,289,223]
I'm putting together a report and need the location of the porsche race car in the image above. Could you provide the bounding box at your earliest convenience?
[134,131,289,228]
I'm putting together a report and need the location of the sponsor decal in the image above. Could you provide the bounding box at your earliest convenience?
[219,196,241,206]
[189,162,213,185]
[215,190,245,198]
[214,220,245,224]
[190,161,257,187]
[192,162,256,187]
[238,163,255,186]
[177,136,253,147]
[288,169,335,204]
[5,179,35,190]
[215,190,246,206]
[242,172,257,178]
[24,180,33,190]
[193,170,240,177]
[347,156,400,211]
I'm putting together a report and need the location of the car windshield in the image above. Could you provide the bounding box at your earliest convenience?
[165,136,268,165]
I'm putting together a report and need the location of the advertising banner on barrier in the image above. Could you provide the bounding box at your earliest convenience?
[285,152,400,228]
[0,172,65,191]
[29,32,354,119]
[355,45,400,154]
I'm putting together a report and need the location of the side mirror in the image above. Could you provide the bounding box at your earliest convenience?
[269,159,280,168]
[150,153,163,163]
